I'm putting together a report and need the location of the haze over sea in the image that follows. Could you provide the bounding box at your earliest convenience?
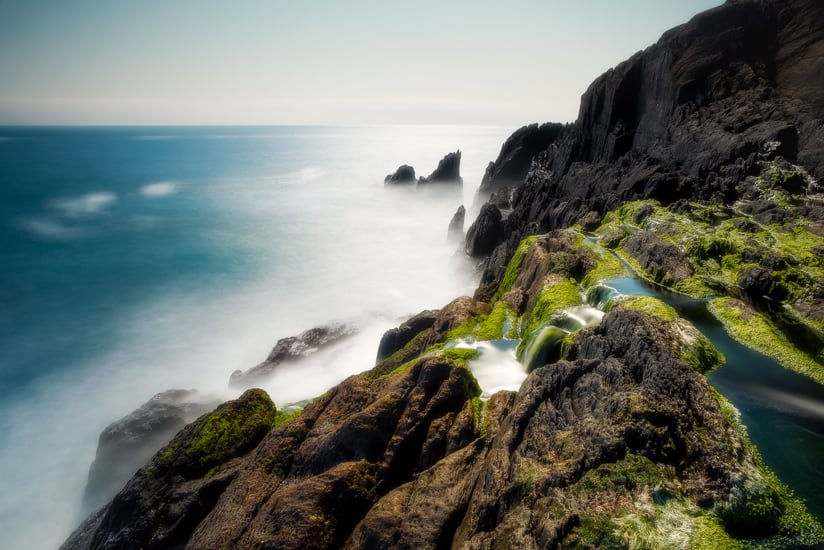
[0,125,511,550]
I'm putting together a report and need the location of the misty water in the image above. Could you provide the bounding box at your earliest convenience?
[0,125,511,549]
[604,277,824,521]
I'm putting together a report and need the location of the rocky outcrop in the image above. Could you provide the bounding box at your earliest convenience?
[63,389,277,550]
[475,0,824,259]
[465,203,505,257]
[375,309,438,363]
[623,230,694,285]
[418,150,462,185]
[229,323,356,388]
[65,307,782,549]
[82,390,216,515]
[384,164,416,185]
[447,204,465,242]
[477,122,564,198]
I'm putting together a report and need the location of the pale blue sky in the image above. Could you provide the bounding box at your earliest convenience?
[0,0,723,125]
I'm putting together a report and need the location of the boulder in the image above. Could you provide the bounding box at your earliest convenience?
[384,164,416,185]
[65,309,771,549]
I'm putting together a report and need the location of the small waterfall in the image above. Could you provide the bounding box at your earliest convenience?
[519,306,604,372]
[585,282,623,310]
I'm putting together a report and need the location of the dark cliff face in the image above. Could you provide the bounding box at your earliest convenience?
[470,0,824,252]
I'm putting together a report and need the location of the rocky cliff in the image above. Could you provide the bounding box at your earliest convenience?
[64,0,824,548]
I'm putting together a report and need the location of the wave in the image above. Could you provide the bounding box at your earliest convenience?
[140,182,178,197]
[48,192,117,217]
[17,218,86,240]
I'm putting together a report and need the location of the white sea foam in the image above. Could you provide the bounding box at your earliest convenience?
[18,217,85,239]
[49,192,117,216]
[140,181,178,197]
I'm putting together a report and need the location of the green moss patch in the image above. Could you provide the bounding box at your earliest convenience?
[611,295,677,321]
[709,297,824,385]
[493,235,538,300]
[447,301,516,342]
[523,279,582,337]
[581,246,627,288]
[157,389,277,479]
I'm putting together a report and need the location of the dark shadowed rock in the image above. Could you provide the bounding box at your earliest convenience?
[418,150,462,184]
[230,323,356,388]
[82,389,217,515]
[384,164,416,185]
[738,265,787,306]
[623,231,694,284]
[447,204,465,243]
[478,122,565,197]
[465,203,504,257]
[376,309,439,363]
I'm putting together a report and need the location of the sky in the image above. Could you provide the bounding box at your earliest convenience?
[0,0,724,126]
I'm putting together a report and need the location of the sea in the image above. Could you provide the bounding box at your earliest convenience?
[0,125,513,549]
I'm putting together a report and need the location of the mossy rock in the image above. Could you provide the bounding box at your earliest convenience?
[155,388,277,479]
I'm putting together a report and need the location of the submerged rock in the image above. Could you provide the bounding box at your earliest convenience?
[384,164,416,185]
[230,323,356,388]
[82,389,216,514]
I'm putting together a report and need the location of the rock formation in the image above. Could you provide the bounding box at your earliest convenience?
[418,150,462,185]
[384,164,416,185]
[465,203,504,257]
[229,323,356,388]
[477,122,564,198]
[447,204,465,243]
